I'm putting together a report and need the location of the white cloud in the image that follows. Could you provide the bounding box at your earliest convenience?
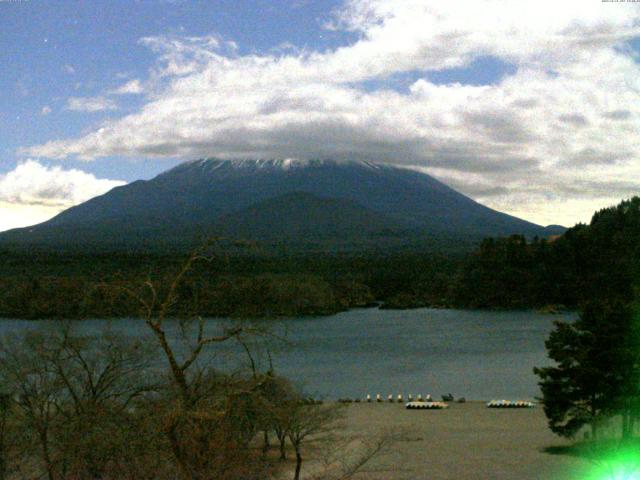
[22,0,640,225]
[0,160,127,231]
[0,202,64,233]
[0,160,125,209]
[66,96,117,112]
[40,106,51,116]
[110,79,143,95]
[63,64,76,74]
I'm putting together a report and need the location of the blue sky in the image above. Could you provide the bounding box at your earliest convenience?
[1,0,639,231]
[1,0,516,181]
[1,0,353,180]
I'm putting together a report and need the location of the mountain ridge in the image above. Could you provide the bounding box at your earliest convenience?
[0,158,564,251]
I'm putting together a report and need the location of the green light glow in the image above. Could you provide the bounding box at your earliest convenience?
[580,445,640,480]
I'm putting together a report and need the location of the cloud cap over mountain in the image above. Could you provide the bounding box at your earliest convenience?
[20,0,640,226]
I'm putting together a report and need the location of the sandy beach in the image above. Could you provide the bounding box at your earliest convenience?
[295,402,593,480]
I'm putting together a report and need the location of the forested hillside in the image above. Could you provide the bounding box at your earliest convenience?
[454,197,640,309]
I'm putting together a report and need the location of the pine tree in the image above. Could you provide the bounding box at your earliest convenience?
[534,301,640,439]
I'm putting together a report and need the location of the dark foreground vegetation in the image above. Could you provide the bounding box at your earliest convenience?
[1,197,639,319]
[0,326,384,480]
[0,252,394,479]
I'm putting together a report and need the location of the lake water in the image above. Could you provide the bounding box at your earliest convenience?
[0,308,574,401]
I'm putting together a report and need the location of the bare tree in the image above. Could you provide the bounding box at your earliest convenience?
[287,403,344,480]
[310,429,409,480]
[259,373,298,461]
[0,324,160,480]
[48,324,158,415]
[113,241,247,403]
[114,240,272,480]
[0,392,13,480]
[0,330,64,480]
[50,326,159,479]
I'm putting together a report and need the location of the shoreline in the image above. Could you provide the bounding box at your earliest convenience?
[0,304,577,322]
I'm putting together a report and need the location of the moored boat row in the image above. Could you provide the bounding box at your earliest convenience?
[406,401,449,409]
[337,396,535,408]
[486,400,535,408]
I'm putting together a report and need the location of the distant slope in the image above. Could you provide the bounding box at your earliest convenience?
[0,158,561,250]
[214,191,411,240]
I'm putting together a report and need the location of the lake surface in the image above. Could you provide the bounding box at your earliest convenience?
[0,308,574,401]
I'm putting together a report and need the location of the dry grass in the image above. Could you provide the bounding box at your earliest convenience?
[289,402,593,480]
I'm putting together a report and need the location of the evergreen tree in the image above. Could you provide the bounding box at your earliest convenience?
[534,301,640,439]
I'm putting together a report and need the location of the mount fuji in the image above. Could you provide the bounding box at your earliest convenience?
[0,159,563,251]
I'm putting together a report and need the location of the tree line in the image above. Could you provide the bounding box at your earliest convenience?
[0,248,458,319]
[454,197,640,310]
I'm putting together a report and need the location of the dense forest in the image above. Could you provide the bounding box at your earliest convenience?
[455,196,640,309]
[1,197,638,320]
[0,248,460,319]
